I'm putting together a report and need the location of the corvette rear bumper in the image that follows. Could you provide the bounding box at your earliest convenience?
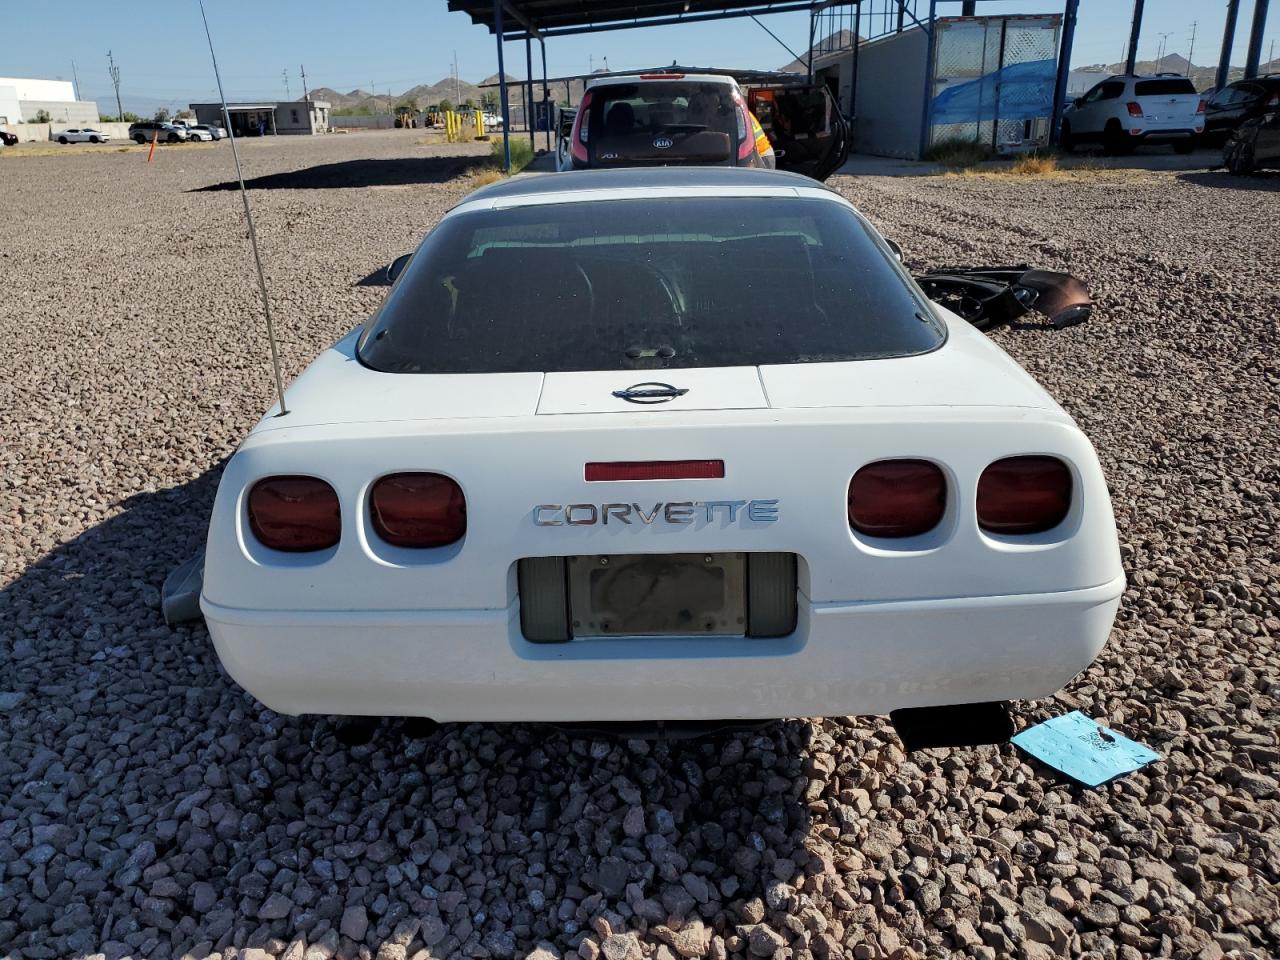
[202,574,1124,721]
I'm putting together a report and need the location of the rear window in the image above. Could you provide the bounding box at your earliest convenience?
[1134,79,1196,96]
[357,197,943,374]
[586,81,742,165]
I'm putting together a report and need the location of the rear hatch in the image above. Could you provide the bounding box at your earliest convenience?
[1132,77,1200,128]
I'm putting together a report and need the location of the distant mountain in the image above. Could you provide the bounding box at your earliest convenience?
[1072,55,1280,92]
[778,30,859,74]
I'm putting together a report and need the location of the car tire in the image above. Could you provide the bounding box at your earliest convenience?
[168,133,181,143]
[1173,139,1196,155]
[1059,122,1075,153]
[89,136,99,143]
[134,134,145,144]
[1226,138,1255,176]
[1105,123,1135,156]
[58,136,68,144]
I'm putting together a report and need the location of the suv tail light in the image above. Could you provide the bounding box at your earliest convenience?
[571,92,592,163]
[977,456,1072,535]
[370,472,466,548]
[1196,98,1207,114]
[734,94,754,161]
[849,460,946,538]
[1126,101,1144,118]
[248,476,341,552]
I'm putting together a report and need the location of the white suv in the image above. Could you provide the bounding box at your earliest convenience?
[1062,74,1204,154]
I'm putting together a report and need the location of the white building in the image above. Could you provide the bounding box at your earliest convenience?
[0,77,99,125]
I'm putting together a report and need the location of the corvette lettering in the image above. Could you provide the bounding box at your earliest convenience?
[534,500,779,526]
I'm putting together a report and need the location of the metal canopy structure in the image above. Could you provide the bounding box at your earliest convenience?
[447,0,820,40]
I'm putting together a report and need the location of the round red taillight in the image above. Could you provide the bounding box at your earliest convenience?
[247,476,341,552]
[849,459,947,538]
[370,472,467,548]
[977,456,1072,534]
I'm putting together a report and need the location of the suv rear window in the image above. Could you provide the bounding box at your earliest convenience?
[588,81,741,165]
[1134,79,1196,96]
[357,197,942,374]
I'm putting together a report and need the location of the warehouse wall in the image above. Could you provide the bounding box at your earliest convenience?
[852,28,930,160]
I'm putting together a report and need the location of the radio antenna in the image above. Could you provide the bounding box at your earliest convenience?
[197,0,289,417]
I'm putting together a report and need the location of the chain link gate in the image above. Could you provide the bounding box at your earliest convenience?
[928,15,1062,154]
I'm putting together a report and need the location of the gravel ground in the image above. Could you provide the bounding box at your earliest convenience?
[1,131,1277,960]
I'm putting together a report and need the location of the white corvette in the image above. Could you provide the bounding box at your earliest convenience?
[201,168,1124,730]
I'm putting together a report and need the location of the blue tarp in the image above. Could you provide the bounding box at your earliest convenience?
[931,58,1058,124]
[1011,711,1161,787]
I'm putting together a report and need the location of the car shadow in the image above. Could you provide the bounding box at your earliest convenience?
[192,156,484,192]
[0,467,837,958]
[1176,170,1280,190]
[354,266,391,287]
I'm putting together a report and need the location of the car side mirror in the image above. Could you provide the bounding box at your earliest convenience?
[885,238,904,263]
[386,253,412,285]
[1072,98,1083,108]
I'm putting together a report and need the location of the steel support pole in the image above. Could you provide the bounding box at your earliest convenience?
[807,9,816,81]
[525,37,535,149]
[540,38,550,151]
[1049,0,1078,147]
[850,0,861,122]
[961,1,976,15]
[1217,0,1241,90]
[918,0,937,158]
[494,0,511,171]
[1244,0,1270,78]
[1124,0,1144,76]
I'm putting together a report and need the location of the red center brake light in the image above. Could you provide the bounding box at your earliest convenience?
[977,456,1072,535]
[1126,101,1144,118]
[586,460,724,482]
[370,472,467,548]
[848,459,946,538]
[571,92,592,163]
[248,476,341,552]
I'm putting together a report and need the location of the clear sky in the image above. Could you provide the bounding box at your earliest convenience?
[2,0,1274,112]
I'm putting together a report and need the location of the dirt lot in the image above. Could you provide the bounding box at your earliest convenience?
[1,130,1277,960]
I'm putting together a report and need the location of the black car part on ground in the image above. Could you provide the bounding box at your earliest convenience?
[914,266,1093,332]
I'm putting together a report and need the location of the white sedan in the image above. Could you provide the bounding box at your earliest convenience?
[55,128,111,144]
[200,169,1123,733]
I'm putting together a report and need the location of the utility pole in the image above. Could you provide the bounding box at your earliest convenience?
[1156,32,1172,69]
[107,50,122,121]
[71,60,81,101]
[453,50,460,105]
[1186,21,1197,76]
[283,68,290,100]
[300,64,310,102]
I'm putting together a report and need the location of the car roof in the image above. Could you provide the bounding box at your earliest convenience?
[465,166,826,204]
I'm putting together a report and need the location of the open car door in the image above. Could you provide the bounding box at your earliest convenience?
[748,84,850,181]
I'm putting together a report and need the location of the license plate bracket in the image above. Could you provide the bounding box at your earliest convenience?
[567,552,745,638]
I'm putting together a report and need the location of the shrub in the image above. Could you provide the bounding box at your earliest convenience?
[923,137,991,167]
[33,109,51,123]
[491,137,533,173]
[1010,151,1058,175]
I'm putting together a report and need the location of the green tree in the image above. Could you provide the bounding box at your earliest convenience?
[438,98,454,113]
[154,107,170,123]
[33,109,51,123]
